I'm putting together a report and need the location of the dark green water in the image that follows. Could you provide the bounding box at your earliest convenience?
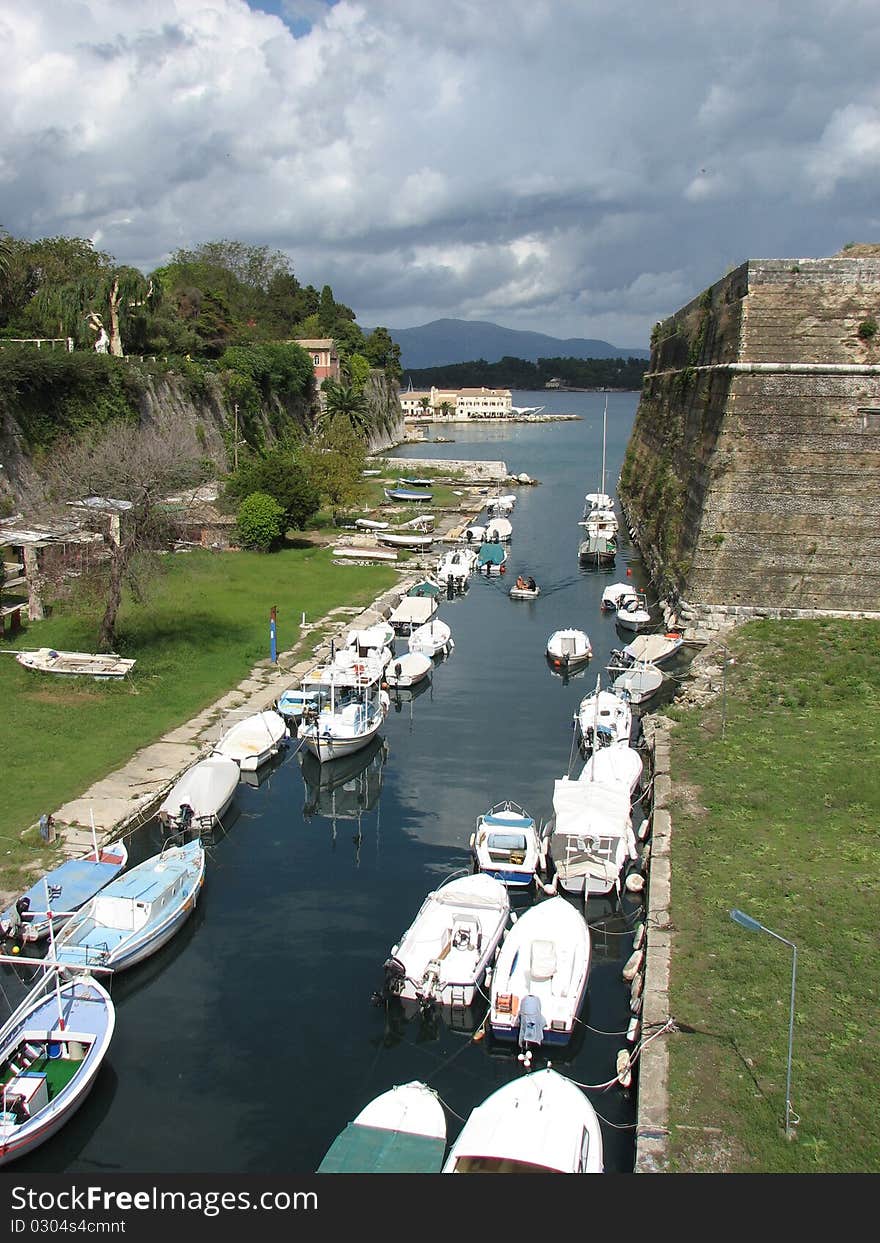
[9,389,683,1175]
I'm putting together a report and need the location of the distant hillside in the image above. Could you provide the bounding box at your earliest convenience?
[381,318,649,369]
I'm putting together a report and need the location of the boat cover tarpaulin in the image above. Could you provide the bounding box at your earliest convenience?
[478,544,506,566]
[389,597,437,627]
[317,1123,446,1173]
[552,778,631,838]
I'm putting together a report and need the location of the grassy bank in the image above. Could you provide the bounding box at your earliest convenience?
[0,546,397,883]
[664,619,880,1172]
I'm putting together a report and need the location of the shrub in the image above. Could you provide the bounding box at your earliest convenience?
[857,318,878,341]
[236,491,285,551]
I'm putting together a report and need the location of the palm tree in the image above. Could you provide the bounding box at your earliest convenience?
[0,228,13,279]
[320,378,372,438]
[439,400,453,420]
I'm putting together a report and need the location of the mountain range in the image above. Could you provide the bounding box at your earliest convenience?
[379,318,649,369]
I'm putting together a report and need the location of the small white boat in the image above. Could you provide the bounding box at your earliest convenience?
[388,595,438,635]
[613,660,664,705]
[600,582,638,611]
[157,755,239,833]
[15,648,135,680]
[399,513,435,532]
[616,595,651,632]
[615,632,685,667]
[490,896,590,1045]
[436,547,477,589]
[383,651,433,688]
[484,517,512,542]
[546,775,636,897]
[470,801,540,888]
[442,1068,603,1174]
[576,678,633,753]
[463,524,485,544]
[377,531,434,550]
[344,625,394,670]
[581,742,643,793]
[383,873,509,1011]
[509,579,540,600]
[212,710,288,772]
[52,839,206,972]
[318,1081,447,1173]
[408,619,453,658]
[0,972,115,1168]
[354,518,390,531]
[297,653,389,764]
[486,495,515,516]
[332,545,399,563]
[276,684,322,721]
[384,486,432,502]
[546,628,592,671]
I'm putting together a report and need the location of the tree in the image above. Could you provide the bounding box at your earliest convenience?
[364,327,402,380]
[300,416,366,522]
[33,263,155,355]
[225,446,320,531]
[37,415,210,650]
[320,378,372,437]
[236,491,285,551]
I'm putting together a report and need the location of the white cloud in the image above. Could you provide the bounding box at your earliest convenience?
[1,0,878,345]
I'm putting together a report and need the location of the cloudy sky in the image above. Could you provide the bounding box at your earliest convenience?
[2,0,879,348]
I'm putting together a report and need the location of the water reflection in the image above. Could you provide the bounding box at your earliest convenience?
[299,735,388,859]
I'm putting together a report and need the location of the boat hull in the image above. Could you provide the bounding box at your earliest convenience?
[299,718,383,764]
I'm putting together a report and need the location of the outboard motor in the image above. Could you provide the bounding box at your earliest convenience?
[518,994,545,1049]
[382,955,407,997]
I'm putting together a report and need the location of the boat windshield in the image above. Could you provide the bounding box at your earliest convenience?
[486,832,528,853]
[451,1156,561,1174]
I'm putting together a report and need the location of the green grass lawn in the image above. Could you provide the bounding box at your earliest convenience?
[663,619,880,1172]
[0,546,397,884]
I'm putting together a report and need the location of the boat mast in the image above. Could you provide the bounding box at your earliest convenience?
[601,392,608,498]
[44,878,65,1031]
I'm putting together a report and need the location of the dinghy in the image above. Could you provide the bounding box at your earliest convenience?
[14,649,135,680]
[616,595,651,632]
[614,632,684,667]
[613,660,664,705]
[318,1081,447,1174]
[157,755,239,834]
[384,486,432,502]
[354,518,390,531]
[407,619,453,658]
[1,839,128,945]
[470,800,540,888]
[212,710,288,772]
[600,582,638,611]
[442,1068,603,1174]
[383,651,432,688]
[0,972,115,1168]
[332,544,399,563]
[489,896,590,1045]
[383,873,509,1011]
[509,580,540,600]
[546,629,592,671]
[52,838,206,972]
[377,531,434,550]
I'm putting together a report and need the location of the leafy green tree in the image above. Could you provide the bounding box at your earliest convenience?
[300,416,366,522]
[318,284,337,333]
[345,352,371,389]
[364,326,402,380]
[225,446,320,530]
[236,491,285,550]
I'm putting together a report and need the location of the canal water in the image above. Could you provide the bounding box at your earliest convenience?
[10,389,685,1175]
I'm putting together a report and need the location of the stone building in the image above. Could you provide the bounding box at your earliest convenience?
[620,249,880,628]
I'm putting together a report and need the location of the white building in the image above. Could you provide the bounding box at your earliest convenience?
[400,386,512,421]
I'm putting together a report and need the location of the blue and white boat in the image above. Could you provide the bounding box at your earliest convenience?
[51,839,205,973]
[1,840,128,945]
[0,972,115,1167]
[384,486,433,502]
[470,801,541,888]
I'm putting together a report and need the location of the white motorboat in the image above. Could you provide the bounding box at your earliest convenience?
[614,632,685,667]
[463,524,485,544]
[14,648,136,680]
[442,1068,603,1174]
[575,677,633,753]
[0,972,115,1168]
[297,651,389,764]
[436,547,477,590]
[616,594,651,632]
[345,624,395,670]
[354,518,390,531]
[408,619,453,658]
[601,582,638,611]
[613,660,664,705]
[212,710,288,772]
[485,495,515,516]
[470,800,540,888]
[317,1081,447,1173]
[546,774,636,898]
[52,839,206,973]
[484,517,512,543]
[546,628,592,671]
[489,896,590,1045]
[383,873,510,1011]
[383,651,433,688]
[157,755,239,833]
[580,742,643,793]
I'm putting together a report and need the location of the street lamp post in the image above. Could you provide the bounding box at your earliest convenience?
[730,908,798,1139]
[720,650,736,739]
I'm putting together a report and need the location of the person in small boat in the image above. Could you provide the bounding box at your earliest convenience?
[527,577,536,591]
[1,896,32,942]
[515,575,527,590]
